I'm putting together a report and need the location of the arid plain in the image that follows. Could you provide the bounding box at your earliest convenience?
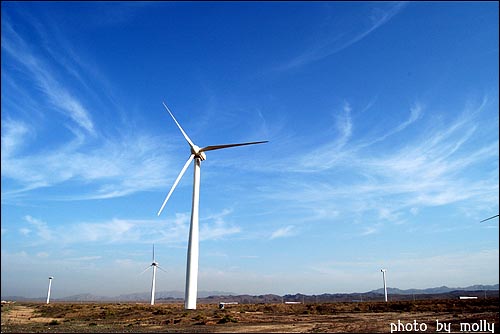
[1,298,498,333]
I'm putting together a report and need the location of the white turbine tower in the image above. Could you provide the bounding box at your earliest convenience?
[157,101,267,310]
[141,244,167,305]
[381,269,388,302]
[46,276,53,304]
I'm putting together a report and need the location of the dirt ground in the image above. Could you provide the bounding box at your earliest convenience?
[1,298,498,333]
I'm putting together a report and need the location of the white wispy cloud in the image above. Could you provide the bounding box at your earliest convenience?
[278,2,407,70]
[334,102,353,147]
[1,117,172,201]
[16,209,240,246]
[1,15,179,203]
[359,103,423,147]
[0,119,31,158]
[19,228,31,236]
[360,225,379,236]
[1,18,95,135]
[24,215,53,241]
[66,256,103,261]
[199,208,240,240]
[201,208,233,221]
[293,102,354,172]
[36,252,49,258]
[258,98,498,227]
[201,219,241,241]
[270,225,296,239]
[75,219,136,243]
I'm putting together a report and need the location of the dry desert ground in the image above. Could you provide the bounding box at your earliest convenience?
[1,298,498,333]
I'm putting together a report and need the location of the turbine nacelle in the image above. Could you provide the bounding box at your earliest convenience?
[191,145,207,160]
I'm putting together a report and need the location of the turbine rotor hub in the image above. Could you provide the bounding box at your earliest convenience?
[191,145,206,160]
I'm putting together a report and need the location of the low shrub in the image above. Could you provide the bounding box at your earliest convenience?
[217,314,238,324]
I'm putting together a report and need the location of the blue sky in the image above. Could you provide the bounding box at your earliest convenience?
[1,1,498,299]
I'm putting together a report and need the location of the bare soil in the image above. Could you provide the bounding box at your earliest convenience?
[1,298,498,333]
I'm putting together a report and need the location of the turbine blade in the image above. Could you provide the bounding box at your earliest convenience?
[162,101,195,149]
[480,214,499,223]
[157,265,168,273]
[157,154,195,216]
[139,266,151,276]
[201,140,268,152]
[152,244,155,262]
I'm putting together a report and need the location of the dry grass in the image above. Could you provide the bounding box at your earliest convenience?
[1,298,498,333]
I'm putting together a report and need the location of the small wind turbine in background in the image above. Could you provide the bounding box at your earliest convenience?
[46,276,53,304]
[381,269,388,302]
[157,101,267,310]
[140,244,167,305]
[480,214,499,223]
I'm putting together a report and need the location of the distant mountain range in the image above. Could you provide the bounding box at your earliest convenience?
[2,290,234,302]
[3,284,498,302]
[369,284,499,295]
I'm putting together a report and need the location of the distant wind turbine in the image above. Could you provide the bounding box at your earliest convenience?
[480,214,499,223]
[381,269,388,302]
[157,101,267,310]
[46,276,53,304]
[140,244,167,305]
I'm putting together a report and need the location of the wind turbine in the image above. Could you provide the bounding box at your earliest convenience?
[381,269,388,302]
[157,101,267,310]
[46,276,53,304]
[141,244,167,305]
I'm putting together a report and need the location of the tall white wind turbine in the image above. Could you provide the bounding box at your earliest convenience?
[140,244,167,305]
[157,102,267,310]
[46,276,53,304]
[381,269,388,302]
